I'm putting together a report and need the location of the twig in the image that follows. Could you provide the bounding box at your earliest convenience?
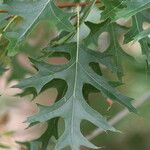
[86,91,150,140]
[0,10,8,13]
[0,1,101,11]
[57,0,101,8]
[0,0,101,16]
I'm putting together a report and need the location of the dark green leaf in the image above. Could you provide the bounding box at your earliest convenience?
[16,43,136,150]
[0,0,74,56]
[124,12,150,60]
[115,0,150,20]
[84,20,133,79]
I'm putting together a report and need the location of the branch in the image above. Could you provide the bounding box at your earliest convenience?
[0,0,101,14]
[86,91,150,140]
[0,10,8,13]
[55,0,101,8]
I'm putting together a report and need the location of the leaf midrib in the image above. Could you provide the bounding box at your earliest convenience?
[111,24,119,66]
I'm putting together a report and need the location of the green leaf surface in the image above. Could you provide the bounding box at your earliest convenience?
[101,0,125,20]
[8,56,31,81]
[19,119,58,150]
[2,1,143,149]
[84,20,133,79]
[0,0,74,56]
[134,28,150,42]
[124,12,150,60]
[0,14,8,29]
[115,0,150,20]
[0,65,6,75]
[16,42,136,150]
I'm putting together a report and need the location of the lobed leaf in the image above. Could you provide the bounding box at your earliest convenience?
[124,12,150,61]
[0,0,74,56]
[115,0,150,20]
[16,43,136,150]
[84,20,133,79]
